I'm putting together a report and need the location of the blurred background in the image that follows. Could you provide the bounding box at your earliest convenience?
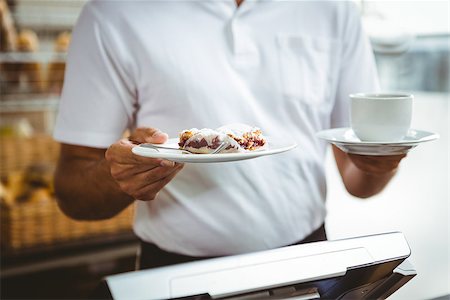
[327,1,449,300]
[0,1,137,299]
[0,0,448,299]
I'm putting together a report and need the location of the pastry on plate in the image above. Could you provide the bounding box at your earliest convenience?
[179,123,266,154]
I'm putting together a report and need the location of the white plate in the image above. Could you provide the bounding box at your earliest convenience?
[316,127,439,156]
[131,138,297,163]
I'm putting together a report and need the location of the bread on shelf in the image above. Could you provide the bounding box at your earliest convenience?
[0,0,18,51]
[0,29,45,94]
[46,31,71,94]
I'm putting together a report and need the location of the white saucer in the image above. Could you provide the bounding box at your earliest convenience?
[132,138,297,163]
[316,127,439,156]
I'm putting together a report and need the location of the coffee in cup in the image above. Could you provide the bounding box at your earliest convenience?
[350,93,413,142]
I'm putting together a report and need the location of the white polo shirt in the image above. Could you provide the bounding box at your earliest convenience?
[54,0,379,256]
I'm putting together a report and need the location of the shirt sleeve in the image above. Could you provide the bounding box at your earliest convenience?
[53,2,136,148]
[330,2,380,129]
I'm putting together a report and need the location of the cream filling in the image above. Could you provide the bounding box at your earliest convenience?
[180,124,265,154]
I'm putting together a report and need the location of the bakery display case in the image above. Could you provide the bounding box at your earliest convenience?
[1,2,138,298]
[0,0,135,258]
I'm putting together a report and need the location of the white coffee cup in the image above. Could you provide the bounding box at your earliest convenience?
[350,93,413,142]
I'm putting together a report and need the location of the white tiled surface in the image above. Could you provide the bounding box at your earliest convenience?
[325,92,449,299]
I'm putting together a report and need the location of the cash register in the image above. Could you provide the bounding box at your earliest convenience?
[101,232,416,299]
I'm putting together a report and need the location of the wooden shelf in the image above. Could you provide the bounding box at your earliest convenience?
[0,51,66,63]
[1,231,139,278]
[0,95,59,112]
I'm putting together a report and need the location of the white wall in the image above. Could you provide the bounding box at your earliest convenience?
[325,92,449,299]
[356,0,450,35]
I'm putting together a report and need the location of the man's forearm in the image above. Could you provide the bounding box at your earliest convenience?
[55,152,134,220]
[333,146,403,198]
[341,163,397,198]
